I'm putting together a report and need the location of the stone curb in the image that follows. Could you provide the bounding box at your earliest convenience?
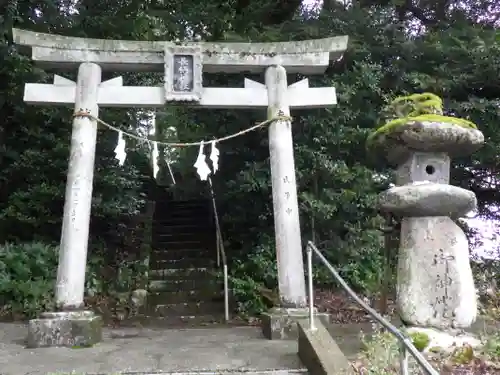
[44,370,308,375]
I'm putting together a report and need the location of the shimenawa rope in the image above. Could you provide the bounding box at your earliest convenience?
[73,110,292,147]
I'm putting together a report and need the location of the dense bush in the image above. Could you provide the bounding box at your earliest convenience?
[0,240,150,320]
[0,242,58,318]
[0,1,152,321]
[2,0,500,322]
[228,234,278,315]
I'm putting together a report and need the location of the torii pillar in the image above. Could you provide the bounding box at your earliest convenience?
[13,28,348,345]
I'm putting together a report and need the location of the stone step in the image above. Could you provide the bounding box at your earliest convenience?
[150,301,225,316]
[150,248,213,260]
[155,205,210,217]
[150,255,214,264]
[153,216,209,226]
[153,213,209,223]
[155,198,209,208]
[149,267,213,279]
[149,280,220,293]
[159,371,307,375]
[149,258,215,270]
[157,211,210,220]
[155,205,210,213]
[153,223,211,234]
[149,269,216,279]
[154,232,213,242]
[154,231,213,240]
[157,201,209,208]
[124,314,231,327]
[151,240,211,250]
[154,371,308,375]
[148,289,222,305]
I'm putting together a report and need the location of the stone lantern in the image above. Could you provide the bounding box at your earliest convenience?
[367,93,484,349]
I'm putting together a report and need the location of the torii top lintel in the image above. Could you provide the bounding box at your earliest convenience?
[12,28,348,75]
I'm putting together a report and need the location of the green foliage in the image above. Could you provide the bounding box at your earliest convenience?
[482,334,500,361]
[377,93,445,126]
[358,328,401,374]
[358,324,500,373]
[367,92,478,149]
[409,331,431,352]
[0,240,150,320]
[0,3,151,256]
[223,2,500,311]
[1,0,500,320]
[0,242,58,318]
[228,234,278,315]
[0,1,152,321]
[451,344,475,364]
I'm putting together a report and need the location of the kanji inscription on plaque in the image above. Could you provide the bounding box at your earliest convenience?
[164,45,203,102]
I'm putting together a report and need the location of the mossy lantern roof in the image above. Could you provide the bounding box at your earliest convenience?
[366,93,483,166]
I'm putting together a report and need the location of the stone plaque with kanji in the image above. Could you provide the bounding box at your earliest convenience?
[164,45,202,102]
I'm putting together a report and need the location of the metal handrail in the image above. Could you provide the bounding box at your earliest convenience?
[208,177,229,322]
[306,241,439,375]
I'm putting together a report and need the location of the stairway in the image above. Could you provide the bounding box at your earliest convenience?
[148,197,225,325]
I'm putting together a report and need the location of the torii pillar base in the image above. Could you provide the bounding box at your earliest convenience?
[261,307,331,340]
[26,311,102,348]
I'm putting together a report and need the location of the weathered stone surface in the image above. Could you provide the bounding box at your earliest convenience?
[130,288,148,307]
[164,45,203,102]
[379,183,476,218]
[12,28,348,74]
[261,308,330,340]
[27,310,102,348]
[266,65,307,308]
[406,327,482,354]
[372,121,484,165]
[397,217,477,329]
[395,152,450,185]
[297,320,354,375]
[56,62,101,310]
[1,324,306,375]
[25,82,338,109]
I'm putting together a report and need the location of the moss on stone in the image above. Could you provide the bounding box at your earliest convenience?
[366,93,478,149]
[428,346,443,353]
[451,344,475,364]
[367,114,478,146]
[389,92,444,118]
[71,343,95,349]
[409,331,431,352]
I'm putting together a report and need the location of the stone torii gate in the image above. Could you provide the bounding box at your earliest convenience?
[13,28,348,346]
